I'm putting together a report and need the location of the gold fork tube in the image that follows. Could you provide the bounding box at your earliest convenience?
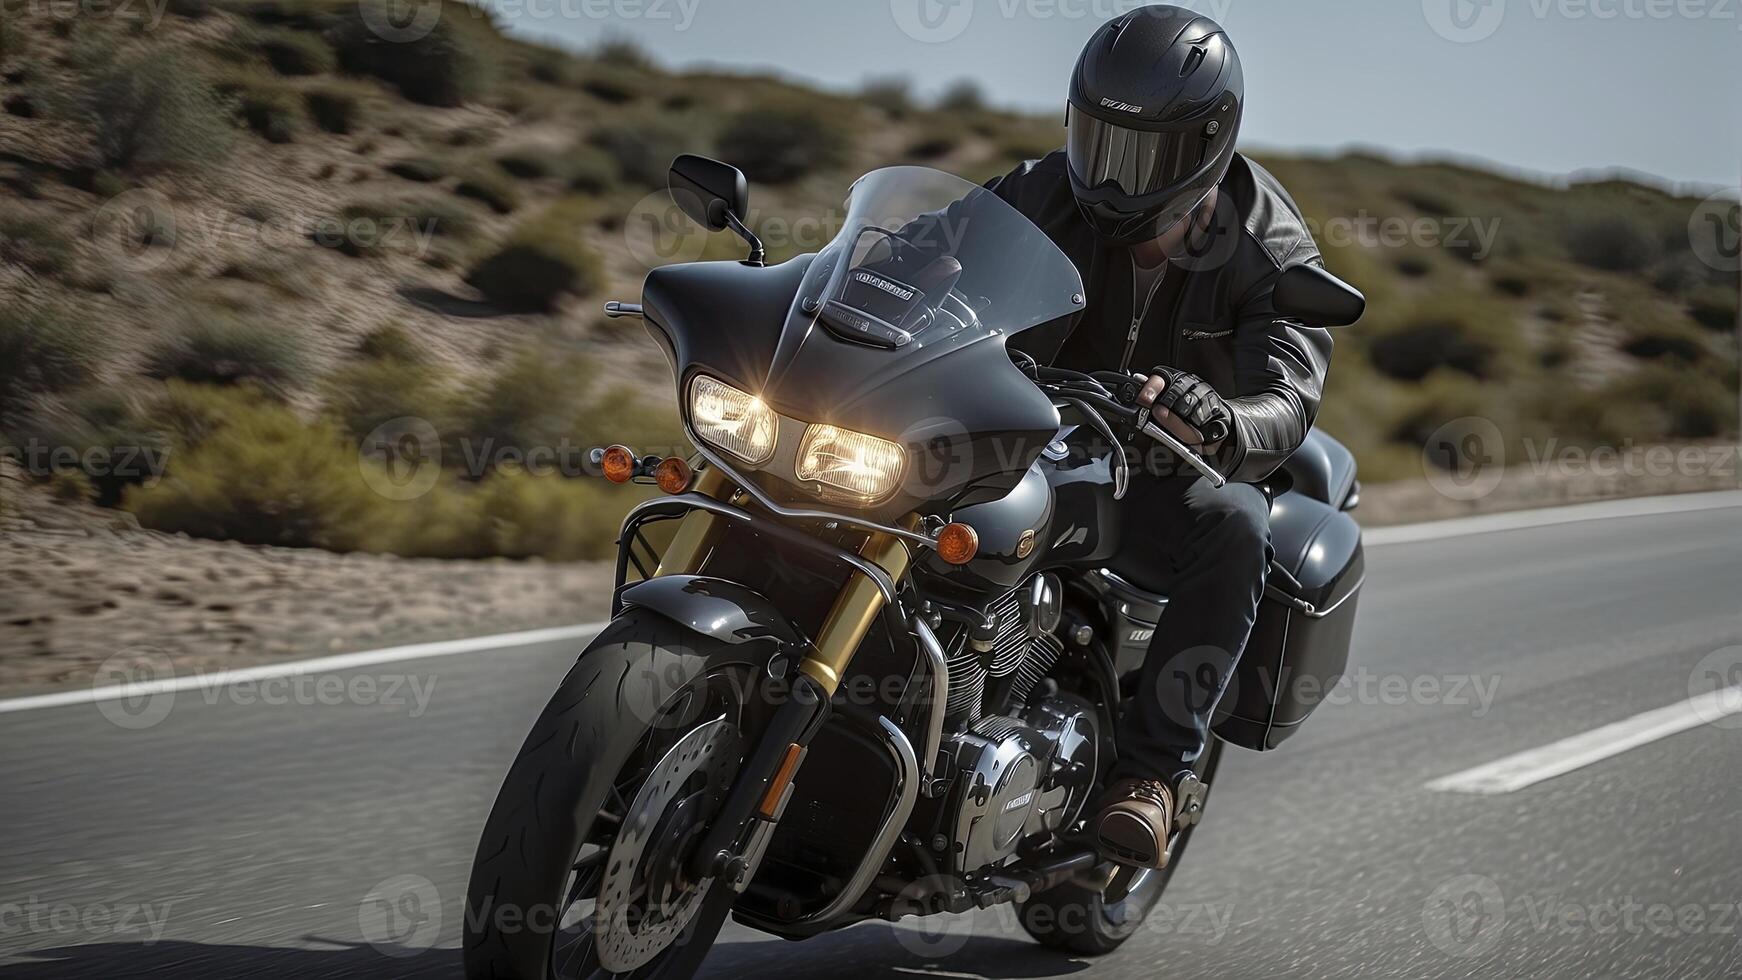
[653,467,730,577]
[800,529,913,696]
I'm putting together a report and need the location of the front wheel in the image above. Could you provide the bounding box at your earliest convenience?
[463,610,764,980]
[1016,738,1224,956]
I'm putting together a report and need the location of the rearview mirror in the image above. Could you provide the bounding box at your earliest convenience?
[1273,264,1366,327]
[669,154,748,232]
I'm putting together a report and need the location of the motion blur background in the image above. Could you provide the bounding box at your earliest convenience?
[1,2,1740,978]
[0,0,1737,698]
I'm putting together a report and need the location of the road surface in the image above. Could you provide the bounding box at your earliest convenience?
[3,493,1740,978]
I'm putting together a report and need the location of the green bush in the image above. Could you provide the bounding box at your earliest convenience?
[1689,287,1737,332]
[936,79,987,112]
[233,82,300,143]
[334,14,486,107]
[316,196,475,257]
[0,216,75,276]
[453,170,518,214]
[905,125,958,161]
[1622,325,1705,363]
[50,468,96,504]
[496,146,563,179]
[259,27,334,75]
[593,36,652,70]
[1,15,31,62]
[387,156,446,182]
[144,315,311,390]
[1367,320,1497,382]
[478,469,637,561]
[589,119,691,189]
[126,388,392,551]
[860,76,914,118]
[85,53,237,171]
[322,356,453,442]
[465,201,602,312]
[356,323,426,363]
[305,87,360,133]
[716,104,851,184]
[164,0,215,17]
[1564,215,1658,272]
[565,146,618,195]
[16,387,169,505]
[0,304,105,414]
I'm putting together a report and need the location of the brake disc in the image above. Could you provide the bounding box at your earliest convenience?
[593,717,741,973]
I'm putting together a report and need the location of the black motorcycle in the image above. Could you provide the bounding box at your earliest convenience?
[464,157,1367,979]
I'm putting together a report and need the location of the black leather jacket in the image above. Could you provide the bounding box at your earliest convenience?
[989,151,1332,485]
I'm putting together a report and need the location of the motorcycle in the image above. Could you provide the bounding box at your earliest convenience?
[464,157,1368,979]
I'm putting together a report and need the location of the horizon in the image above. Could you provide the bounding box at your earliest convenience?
[483,0,1742,195]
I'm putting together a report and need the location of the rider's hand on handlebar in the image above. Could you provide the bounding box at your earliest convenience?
[1136,369,1230,454]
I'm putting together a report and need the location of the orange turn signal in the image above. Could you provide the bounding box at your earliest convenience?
[936,522,979,565]
[601,445,636,484]
[654,456,693,494]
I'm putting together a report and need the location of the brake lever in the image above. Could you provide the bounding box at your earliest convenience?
[1140,419,1228,489]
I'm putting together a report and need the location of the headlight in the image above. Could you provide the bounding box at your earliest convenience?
[688,376,777,464]
[796,424,906,502]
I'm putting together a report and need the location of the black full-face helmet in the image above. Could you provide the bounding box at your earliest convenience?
[1066,5,1244,246]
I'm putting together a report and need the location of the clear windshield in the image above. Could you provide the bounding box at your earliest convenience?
[789,167,1084,351]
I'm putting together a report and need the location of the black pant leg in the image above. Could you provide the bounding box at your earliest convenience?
[1109,475,1273,779]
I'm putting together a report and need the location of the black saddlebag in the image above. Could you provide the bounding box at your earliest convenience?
[1211,491,1364,751]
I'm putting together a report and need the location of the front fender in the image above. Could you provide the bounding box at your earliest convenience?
[617,575,805,654]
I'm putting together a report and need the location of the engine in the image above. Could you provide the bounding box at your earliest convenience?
[935,574,1099,874]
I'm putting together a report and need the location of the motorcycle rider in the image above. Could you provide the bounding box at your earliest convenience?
[987,5,1333,868]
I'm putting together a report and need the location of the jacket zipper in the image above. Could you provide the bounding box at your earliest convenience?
[1119,261,1167,374]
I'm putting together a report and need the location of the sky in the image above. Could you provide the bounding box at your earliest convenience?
[485,0,1742,192]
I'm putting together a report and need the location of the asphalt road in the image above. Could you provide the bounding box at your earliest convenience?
[3,494,1741,979]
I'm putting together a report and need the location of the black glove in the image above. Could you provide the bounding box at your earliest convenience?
[1148,367,1232,445]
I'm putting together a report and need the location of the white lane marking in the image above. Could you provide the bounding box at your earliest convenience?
[0,623,606,716]
[1366,490,1742,547]
[1425,687,1742,795]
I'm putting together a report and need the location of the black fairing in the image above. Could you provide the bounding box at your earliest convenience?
[642,257,1065,516]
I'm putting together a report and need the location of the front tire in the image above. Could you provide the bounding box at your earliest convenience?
[1016,738,1224,956]
[464,610,762,980]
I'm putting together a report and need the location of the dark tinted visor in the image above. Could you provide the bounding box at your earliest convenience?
[1066,104,1209,197]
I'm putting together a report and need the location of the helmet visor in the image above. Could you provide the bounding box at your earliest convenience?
[1066,104,1210,198]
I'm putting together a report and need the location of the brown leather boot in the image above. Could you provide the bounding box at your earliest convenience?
[1092,777,1175,869]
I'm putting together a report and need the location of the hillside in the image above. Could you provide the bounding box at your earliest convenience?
[1,0,1737,556]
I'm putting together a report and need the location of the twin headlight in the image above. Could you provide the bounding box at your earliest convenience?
[687,376,906,503]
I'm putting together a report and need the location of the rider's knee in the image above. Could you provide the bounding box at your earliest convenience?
[1201,492,1272,569]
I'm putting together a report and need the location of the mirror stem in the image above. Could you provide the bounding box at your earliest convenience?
[724,211,766,267]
